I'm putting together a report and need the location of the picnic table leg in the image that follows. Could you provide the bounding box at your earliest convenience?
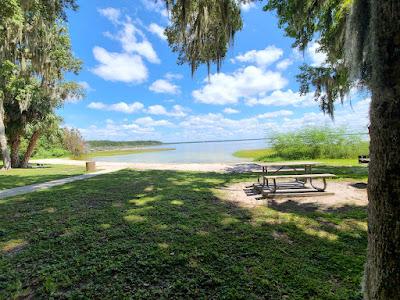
[303,164,312,184]
[310,178,327,191]
[264,167,270,189]
[270,178,277,193]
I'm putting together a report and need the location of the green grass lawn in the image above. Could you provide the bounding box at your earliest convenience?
[0,165,86,190]
[77,147,175,160]
[0,169,367,299]
[234,148,276,159]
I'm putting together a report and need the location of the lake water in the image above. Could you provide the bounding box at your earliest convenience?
[93,139,267,163]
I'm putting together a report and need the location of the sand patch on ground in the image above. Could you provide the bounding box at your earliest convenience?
[31,158,236,172]
[217,181,368,210]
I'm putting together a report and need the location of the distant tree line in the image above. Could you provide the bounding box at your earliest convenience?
[87,140,162,149]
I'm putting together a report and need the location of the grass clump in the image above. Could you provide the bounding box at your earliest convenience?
[266,127,368,160]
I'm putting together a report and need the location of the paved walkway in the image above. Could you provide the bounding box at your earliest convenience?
[0,168,122,199]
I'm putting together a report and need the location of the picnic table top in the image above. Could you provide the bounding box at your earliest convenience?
[256,161,320,167]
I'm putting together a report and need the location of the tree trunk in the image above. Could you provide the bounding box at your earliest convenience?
[0,98,11,170]
[20,130,41,168]
[10,132,21,168]
[363,1,400,299]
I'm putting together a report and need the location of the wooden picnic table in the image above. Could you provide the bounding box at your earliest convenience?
[254,161,335,195]
[256,161,319,183]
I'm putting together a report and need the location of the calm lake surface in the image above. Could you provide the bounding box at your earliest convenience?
[93,139,267,163]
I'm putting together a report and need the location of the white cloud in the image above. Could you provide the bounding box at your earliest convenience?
[307,41,328,66]
[276,59,293,70]
[240,2,255,11]
[88,101,144,114]
[192,66,287,105]
[91,47,148,83]
[98,7,121,24]
[141,0,168,17]
[93,9,160,83]
[78,81,94,92]
[223,108,240,114]
[245,89,315,107]
[116,21,160,64]
[178,113,270,140]
[147,104,188,117]
[165,72,183,80]
[272,98,370,133]
[149,79,180,94]
[135,116,172,127]
[175,97,370,141]
[80,121,155,140]
[256,110,293,119]
[87,102,106,110]
[148,23,167,41]
[234,46,283,67]
[81,97,370,141]
[147,104,167,115]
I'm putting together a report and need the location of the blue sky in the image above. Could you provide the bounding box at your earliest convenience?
[61,0,370,142]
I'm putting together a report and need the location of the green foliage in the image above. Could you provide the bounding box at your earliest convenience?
[233,148,275,159]
[165,0,243,75]
[0,169,366,298]
[16,131,67,159]
[87,140,162,148]
[269,127,368,160]
[62,128,86,158]
[0,0,81,168]
[78,148,175,160]
[263,0,355,117]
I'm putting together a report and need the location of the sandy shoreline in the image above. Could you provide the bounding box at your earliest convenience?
[31,158,255,172]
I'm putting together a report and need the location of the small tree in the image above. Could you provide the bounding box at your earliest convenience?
[62,128,86,158]
[19,113,63,168]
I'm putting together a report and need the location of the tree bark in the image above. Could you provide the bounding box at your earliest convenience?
[10,132,21,168]
[363,1,400,299]
[0,98,11,170]
[20,130,41,168]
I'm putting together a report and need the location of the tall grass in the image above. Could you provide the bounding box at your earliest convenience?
[268,127,369,160]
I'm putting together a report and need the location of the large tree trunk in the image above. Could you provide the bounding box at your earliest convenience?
[20,130,41,168]
[363,1,400,299]
[0,98,11,170]
[10,132,21,168]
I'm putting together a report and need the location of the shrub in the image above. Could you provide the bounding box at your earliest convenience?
[62,128,86,158]
[269,127,369,160]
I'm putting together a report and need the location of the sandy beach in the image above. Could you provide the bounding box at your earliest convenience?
[30,158,252,172]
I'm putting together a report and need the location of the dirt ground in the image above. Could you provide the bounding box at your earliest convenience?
[217,181,368,211]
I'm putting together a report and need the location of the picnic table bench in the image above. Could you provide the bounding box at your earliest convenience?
[254,162,336,197]
[263,173,336,192]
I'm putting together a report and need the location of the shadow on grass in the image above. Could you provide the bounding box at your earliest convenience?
[267,199,366,217]
[0,169,366,299]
